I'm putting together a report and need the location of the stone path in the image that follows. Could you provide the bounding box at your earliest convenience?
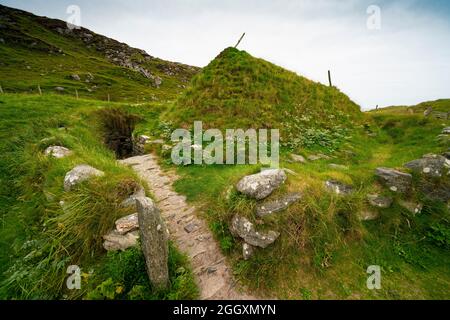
[119,154,255,300]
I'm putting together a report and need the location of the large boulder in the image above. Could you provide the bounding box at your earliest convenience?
[136,197,169,290]
[375,167,412,193]
[63,165,104,191]
[236,169,287,200]
[404,154,450,178]
[256,193,302,217]
[229,215,280,248]
[45,146,72,159]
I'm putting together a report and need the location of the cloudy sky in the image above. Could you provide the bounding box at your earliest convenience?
[1,0,449,110]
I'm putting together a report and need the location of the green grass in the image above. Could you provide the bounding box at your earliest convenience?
[0,4,198,103]
[0,94,198,299]
[165,102,450,299]
[164,47,363,148]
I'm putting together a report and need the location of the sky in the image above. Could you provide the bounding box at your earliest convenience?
[1,0,449,110]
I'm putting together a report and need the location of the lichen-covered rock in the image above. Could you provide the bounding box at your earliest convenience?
[136,197,169,290]
[242,243,255,260]
[115,213,139,235]
[103,230,139,251]
[45,146,72,159]
[325,180,354,195]
[63,165,104,191]
[256,193,302,217]
[367,194,393,208]
[236,169,286,200]
[375,167,412,193]
[404,154,450,177]
[229,215,280,248]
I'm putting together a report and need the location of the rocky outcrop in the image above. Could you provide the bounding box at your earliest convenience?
[256,193,302,217]
[230,215,280,248]
[236,169,286,200]
[325,180,354,195]
[63,164,104,191]
[367,194,393,208]
[44,146,72,159]
[375,167,412,193]
[404,154,450,177]
[136,196,169,290]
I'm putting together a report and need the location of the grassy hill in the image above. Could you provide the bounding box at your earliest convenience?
[164,47,362,142]
[0,4,199,102]
[370,99,450,115]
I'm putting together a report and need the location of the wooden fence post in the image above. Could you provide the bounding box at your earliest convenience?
[38,85,42,95]
[234,33,246,48]
[328,70,333,87]
[75,89,79,100]
[0,85,3,94]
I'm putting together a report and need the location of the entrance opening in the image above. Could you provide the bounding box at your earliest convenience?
[95,108,141,159]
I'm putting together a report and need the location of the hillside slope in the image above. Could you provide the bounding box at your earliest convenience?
[165,47,362,135]
[0,4,199,102]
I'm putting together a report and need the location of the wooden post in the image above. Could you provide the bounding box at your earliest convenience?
[0,85,3,94]
[75,89,79,100]
[328,70,333,87]
[234,33,246,48]
[38,85,42,95]
[107,93,110,102]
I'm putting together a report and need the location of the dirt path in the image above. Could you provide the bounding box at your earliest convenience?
[120,154,255,300]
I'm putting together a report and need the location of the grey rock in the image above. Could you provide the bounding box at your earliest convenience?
[290,154,306,163]
[103,230,139,251]
[398,200,423,215]
[55,86,65,92]
[404,154,450,177]
[120,186,145,209]
[329,163,349,170]
[243,243,255,260]
[136,197,169,290]
[443,127,450,135]
[308,153,330,161]
[256,192,302,217]
[115,213,139,235]
[375,167,412,193]
[325,180,354,195]
[44,146,72,159]
[184,222,199,233]
[236,169,287,200]
[360,210,380,221]
[63,165,104,191]
[229,215,280,248]
[70,74,81,81]
[367,194,393,208]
